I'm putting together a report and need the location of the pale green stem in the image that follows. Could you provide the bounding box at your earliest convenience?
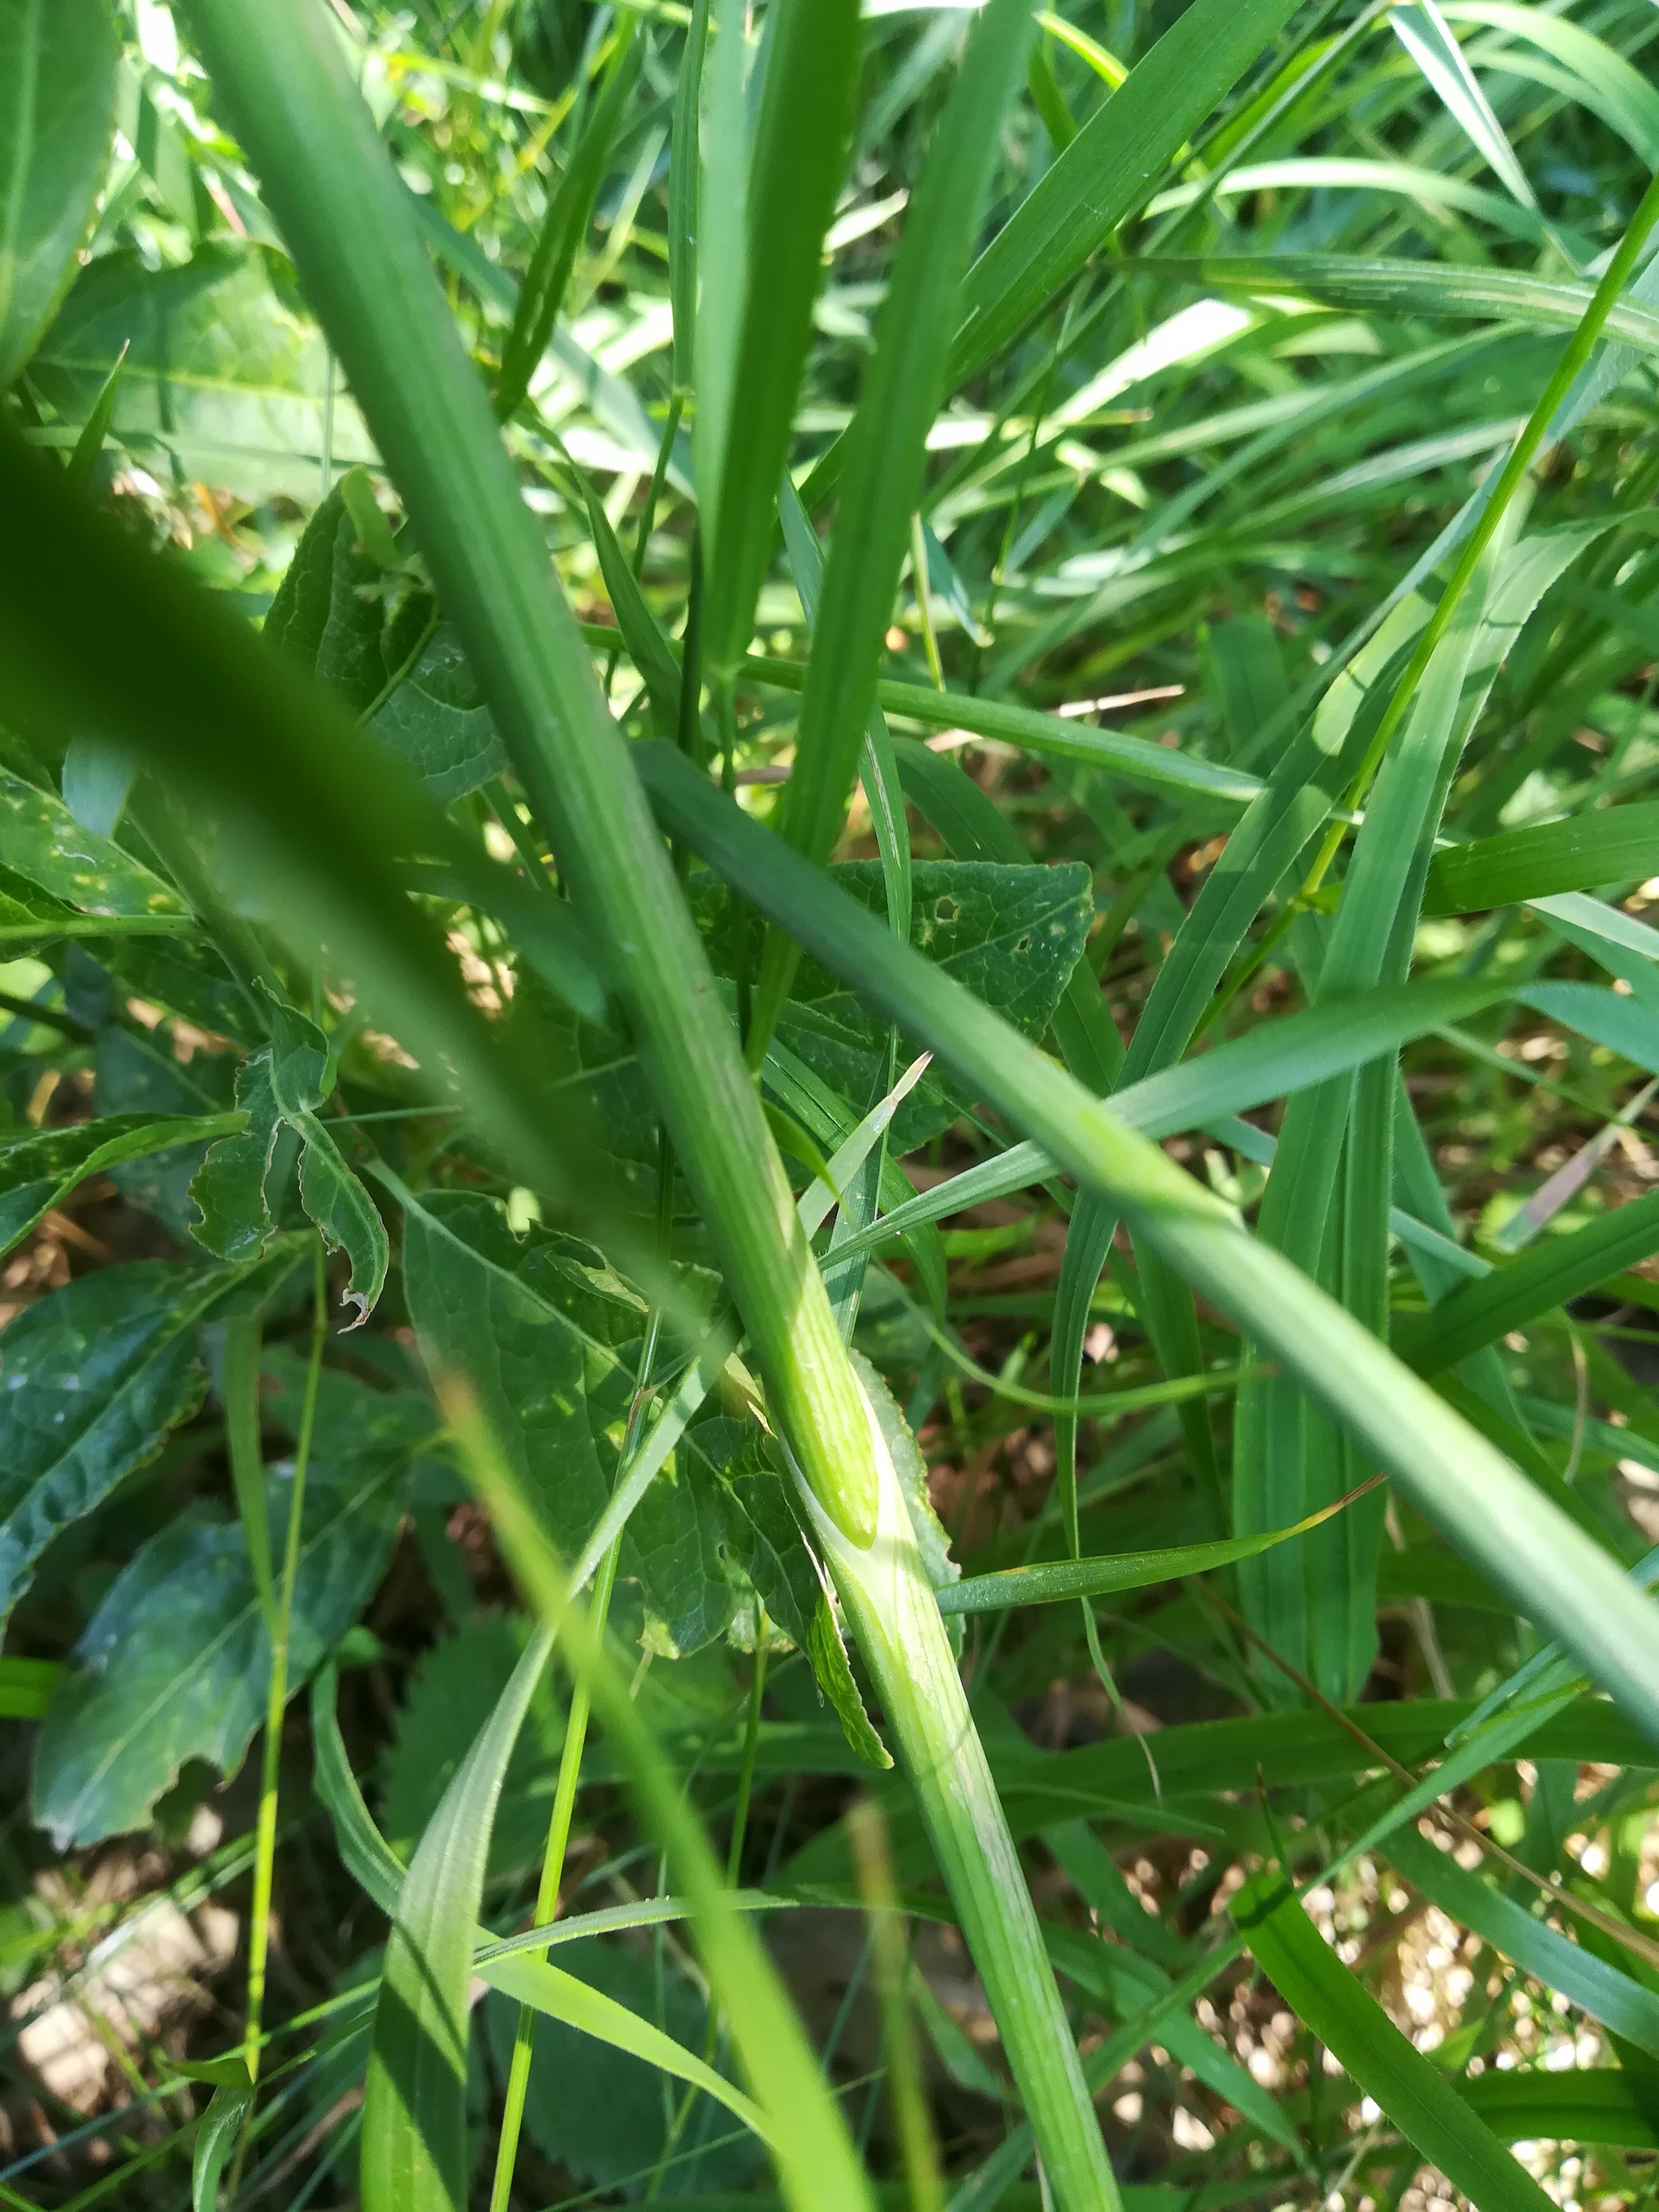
[488,1534,624,2212]
[798,1391,1121,2212]
[726,1612,769,1889]
[908,512,946,693]
[490,1289,668,2211]
[244,1242,327,2080]
[849,1800,943,2212]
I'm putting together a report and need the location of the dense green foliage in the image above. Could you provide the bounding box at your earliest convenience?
[6,0,1659,2206]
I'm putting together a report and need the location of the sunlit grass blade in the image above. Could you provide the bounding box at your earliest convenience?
[753,0,1033,1047]
[1144,252,1659,354]
[698,0,861,682]
[494,15,643,422]
[939,1485,1379,1614]
[1233,1873,1554,2212]
[947,0,1303,386]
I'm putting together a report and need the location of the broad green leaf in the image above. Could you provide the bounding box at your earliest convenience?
[362,1619,553,2212]
[948,0,1303,385]
[641,743,1659,1749]
[700,0,862,678]
[191,2083,253,2212]
[399,1188,802,1656]
[263,469,398,709]
[703,860,1093,1153]
[1398,1189,1659,1376]
[0,1259,247,1630]
[192,999,388,1318]
[398,1184,642,1551]
[370,627,509,801]
[294,1109,389,1324]
[31,245,376,498]
[0,0,118,386]
[1426,803,1659,914]
[33,1443,406,1846]
[190,1056,286,1261]
[768,0,1034,907]
[1234,1874,1554,2212]
[265,483,510,797]
[0,763,183,921]
[0,1112,240,1261]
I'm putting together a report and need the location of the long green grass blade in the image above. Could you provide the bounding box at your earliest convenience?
[1236,1874,1554,2212]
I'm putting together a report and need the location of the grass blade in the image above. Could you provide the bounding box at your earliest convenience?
[495,17,643,422]
[755,0,1035,1047]
[948,0,1302,385]
[699,0,861,681]
[362,1622,554,2211]
[1234,1873,1554,2212]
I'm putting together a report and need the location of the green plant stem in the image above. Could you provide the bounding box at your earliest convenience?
[488,1533,624,2212]
[243,1245,327,2083]
[849,1801,943,2212]
[492,1174,674,2211]
[727,1615,769,1889]
[799,1398,1122,2212]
